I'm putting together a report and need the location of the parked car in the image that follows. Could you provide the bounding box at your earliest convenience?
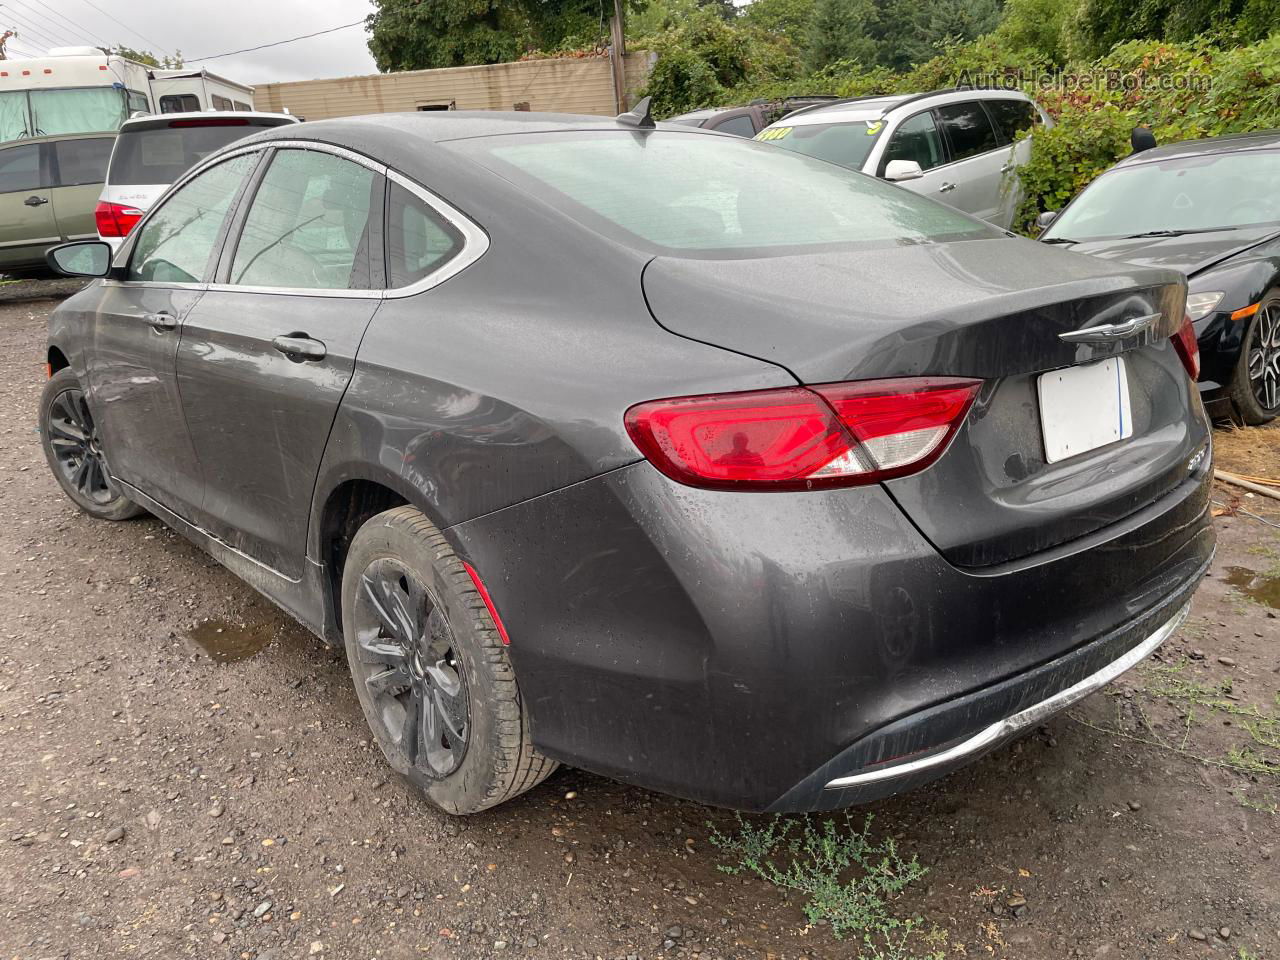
[96,112,299,249]
[754,89,1051,229]
[0,132,114,275]
[668,97,839,138]
[1038,130,1280,425]
[42,105,1213,815]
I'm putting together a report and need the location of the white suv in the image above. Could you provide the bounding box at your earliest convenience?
[96,111,299,250]
[754,89,1052,229]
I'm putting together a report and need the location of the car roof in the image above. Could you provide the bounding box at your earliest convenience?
[779,88,1034,127]
[119,111,299,133]
[1111,128,1280,169]
[246,110,722,147]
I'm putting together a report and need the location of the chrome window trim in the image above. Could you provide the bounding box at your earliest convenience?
[382,167,490,299]
[823,600,1192,791]
[105,137,489,299]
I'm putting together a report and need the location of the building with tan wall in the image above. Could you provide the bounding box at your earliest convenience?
[253,52,653,121]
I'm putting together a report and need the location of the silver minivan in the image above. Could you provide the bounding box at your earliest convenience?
[754,89,1052,229]
[97,112,298,250]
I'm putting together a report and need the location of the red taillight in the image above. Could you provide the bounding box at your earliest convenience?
[1172,313,1201,381]
[95,201,144,238]
[624,377,981,491]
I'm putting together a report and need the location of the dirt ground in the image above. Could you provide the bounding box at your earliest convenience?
[1,285,1277,960]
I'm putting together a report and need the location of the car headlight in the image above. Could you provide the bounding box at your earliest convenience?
[1186,291,1225,321]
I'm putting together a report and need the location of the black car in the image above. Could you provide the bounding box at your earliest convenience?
[1039,130,1280,424]
[40,107,1213,815]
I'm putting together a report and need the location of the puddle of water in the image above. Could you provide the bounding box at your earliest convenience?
[1223,566,1280,610]
[185,618,276,663]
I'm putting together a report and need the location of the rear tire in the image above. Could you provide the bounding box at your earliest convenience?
[1228,291,1280,425]
[39,368,144,521]
[340,506,557,815]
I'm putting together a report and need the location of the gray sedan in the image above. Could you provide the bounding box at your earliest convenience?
[40,107,1213,814]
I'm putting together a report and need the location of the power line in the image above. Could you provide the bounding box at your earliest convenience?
[0,4,90,50]
[186,20,363,63]
[65,0,172,57]
[0,10,75,52]
[8,0,108,48]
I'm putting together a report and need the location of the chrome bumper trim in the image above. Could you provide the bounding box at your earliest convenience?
[823,601,1191,790]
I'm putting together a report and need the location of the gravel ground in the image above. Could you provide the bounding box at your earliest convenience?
[1,286,1277,960]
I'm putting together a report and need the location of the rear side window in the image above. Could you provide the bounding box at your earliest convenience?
[128,152,258,283]
[458,131,991,255]
[935,102,999,161]
[985,100,1036,142]
[109,123,270,186]
[712,115,757,138]
[234,101,252,111]
[54,137,112,186]
[386,181,462,287]
[230,148,379,290]
[160,94,200,114]
[881,112,946,173]
[0,143,44,193]
[212,95,233,111]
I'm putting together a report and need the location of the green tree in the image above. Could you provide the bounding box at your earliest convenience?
[994,0,1077,63]
[1069,0,1280,59]
[107,45,184,68]
[739,0,818,39]
[805,0,877,71]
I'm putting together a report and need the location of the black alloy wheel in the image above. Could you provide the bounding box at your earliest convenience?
[1246,300,1279,415]
[39,368,143,521]
[350,557,469,778]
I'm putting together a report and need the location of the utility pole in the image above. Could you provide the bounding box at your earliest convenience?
[609,0,627,113]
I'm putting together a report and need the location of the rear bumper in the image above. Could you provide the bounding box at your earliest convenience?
[449,459,1214,811]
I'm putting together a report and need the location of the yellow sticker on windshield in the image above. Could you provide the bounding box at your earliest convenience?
[757,126,793,141]
[866,121,883,135]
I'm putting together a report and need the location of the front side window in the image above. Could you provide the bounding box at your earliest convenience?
[127,91,150,115]
[128,152,258,283]
[881,112,946,173]
[54,137,113,186]
[0,143,43,193]
[455,131,991,256]
[29,88,127,136]
[935,102,999,162]
[756,119,883,173]
[386,181,462,287]
[985,100,1036,142]
[230,149,378,290]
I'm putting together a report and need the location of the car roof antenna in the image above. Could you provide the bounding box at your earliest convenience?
[617,96,655,129]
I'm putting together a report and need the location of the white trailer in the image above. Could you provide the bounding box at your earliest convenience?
[0,47,255,144]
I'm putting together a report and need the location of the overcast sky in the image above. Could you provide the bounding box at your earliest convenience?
[4,0,380,85]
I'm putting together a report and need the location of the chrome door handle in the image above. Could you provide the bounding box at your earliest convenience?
[143,312,176,331]
[23,195,48,206]
[271,334,326,362]
[939,182,956,193]
[1000,162,1014,173]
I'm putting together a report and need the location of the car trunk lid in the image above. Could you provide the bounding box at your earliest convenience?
[642,237,1210,567]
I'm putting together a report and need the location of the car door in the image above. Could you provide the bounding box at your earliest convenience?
[0,142,58,270]
[875,110,953,202]
[984,98,1039,229]
[49,135,114,242]
[86,150,262,518]
[932,101,1005,223]
[174,144,385,578]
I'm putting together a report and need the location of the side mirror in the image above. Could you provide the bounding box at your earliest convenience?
[46,241,113,278]
[884,160,924,182]
[1035,210,1059,230]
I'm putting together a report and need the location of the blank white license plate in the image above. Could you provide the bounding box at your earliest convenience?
[1037,357,1133,464]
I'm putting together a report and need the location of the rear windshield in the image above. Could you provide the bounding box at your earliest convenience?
[109,123,274,186]
[449,130,991,257]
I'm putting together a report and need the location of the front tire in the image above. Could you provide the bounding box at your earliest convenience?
[39,368,144,521]
[1229,293,1280,425]
[340,506,557,815]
